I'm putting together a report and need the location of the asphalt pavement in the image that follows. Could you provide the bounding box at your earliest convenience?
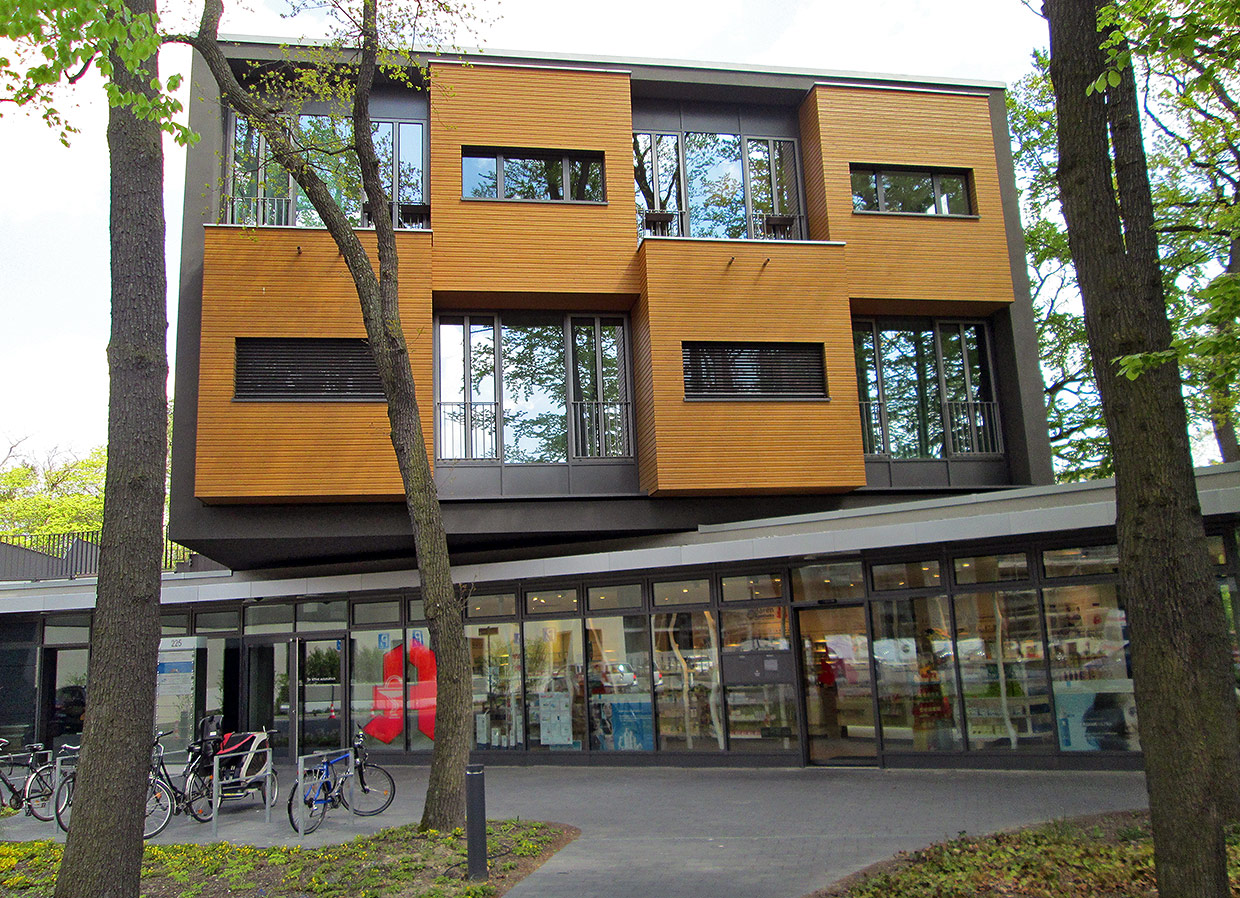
[0,763,1148,898]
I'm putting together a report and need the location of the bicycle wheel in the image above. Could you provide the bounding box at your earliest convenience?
[185,772,214,823]
[144,777,174,839]
[343,764,395,816]
[54,775,74,833]
[260,769,280,808]
[286,771,327,834]
[23,765,55,821]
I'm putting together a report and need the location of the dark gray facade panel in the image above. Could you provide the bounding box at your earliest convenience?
[987,90,1054,486]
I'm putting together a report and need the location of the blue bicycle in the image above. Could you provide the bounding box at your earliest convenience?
[287,731,394,833]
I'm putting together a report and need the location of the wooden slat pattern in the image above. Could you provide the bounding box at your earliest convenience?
[797,93,831,241]
[427,63,642,295]
[809,85,1014,303]
[638,239,866,495]
[195,227,434,501]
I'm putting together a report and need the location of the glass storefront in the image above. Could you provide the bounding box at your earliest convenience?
[27,530,1216,764]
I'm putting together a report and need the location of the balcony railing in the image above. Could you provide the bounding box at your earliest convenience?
[859,400,1003,458]
[0,531,193,583]
[636,210,804,241]
[223,196,431,230]
[437,402,499,460]
[572,401,632,458]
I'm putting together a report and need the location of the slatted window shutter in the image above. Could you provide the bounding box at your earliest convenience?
[234,338,385,399]
[682,342,827,398]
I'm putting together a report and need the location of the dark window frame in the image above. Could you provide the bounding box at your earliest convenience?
[681,341,828,401]
[850,165,975,216]
[461,147,606,204]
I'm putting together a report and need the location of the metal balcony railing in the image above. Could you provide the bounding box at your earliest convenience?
[437,402,498,460]
[0,531,192,583]
[637,209,805,241]
[223,196,431,230]
[859,400,1003,458]
[572,401,632,458]
[748,212,804,240]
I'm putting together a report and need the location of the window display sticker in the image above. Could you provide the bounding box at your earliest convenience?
[539,691,573,745]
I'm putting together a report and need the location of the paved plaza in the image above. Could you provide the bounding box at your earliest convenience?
[0,764,1148,898]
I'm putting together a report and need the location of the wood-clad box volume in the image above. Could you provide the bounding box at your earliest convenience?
[428,62,642,296]
[636,239,866,495]
[195,227,434,501]
[802,85,1015,305]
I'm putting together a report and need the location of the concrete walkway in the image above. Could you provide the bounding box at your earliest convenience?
[1,765,1147,898]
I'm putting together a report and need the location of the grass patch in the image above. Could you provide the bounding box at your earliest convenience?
[0,819,576,898]
[811,810,1235,898]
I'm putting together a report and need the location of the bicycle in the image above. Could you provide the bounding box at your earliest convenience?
[55,733,206,839]
[288,730,395,833]
[0,739,53,821]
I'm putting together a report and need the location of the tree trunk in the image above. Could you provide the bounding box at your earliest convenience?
[350,0,468,830]
[187,0,471,830]
[1045,2,1240,897]
[54,4,168,896]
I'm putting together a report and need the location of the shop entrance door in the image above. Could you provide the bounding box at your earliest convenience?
[798,606,879,763]
[246,637,346,759]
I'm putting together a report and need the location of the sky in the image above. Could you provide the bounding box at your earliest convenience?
[0,0,1051,462]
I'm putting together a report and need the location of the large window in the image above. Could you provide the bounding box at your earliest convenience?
[682,342,826,399]
[462,149,605,202]
[854,320,1001,458]
[634,132,801,239]
[437,313,632,462]
[850,167,972,216]
[227,114,427,229]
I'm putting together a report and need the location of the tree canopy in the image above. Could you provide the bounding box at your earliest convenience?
[0,444,107,534]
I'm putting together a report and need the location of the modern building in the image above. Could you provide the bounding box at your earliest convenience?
[3,41,1236,768]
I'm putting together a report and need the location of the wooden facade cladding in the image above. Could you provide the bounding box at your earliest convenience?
[636,238,866,495]
[195,227,434,501]
[427,62,642,297]
[800,85,1015,304]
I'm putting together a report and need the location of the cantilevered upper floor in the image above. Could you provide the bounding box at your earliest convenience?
[169,40,1051,569]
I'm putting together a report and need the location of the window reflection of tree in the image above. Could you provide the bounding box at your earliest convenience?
[502,319,568,463]
[685,132,747,239]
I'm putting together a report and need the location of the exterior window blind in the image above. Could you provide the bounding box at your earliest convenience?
[234,337,385,400]
[682,341,827,399]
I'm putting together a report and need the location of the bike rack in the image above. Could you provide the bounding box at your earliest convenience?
[51,753,78,829]
[293,747,355,844]
[209,744,275,840]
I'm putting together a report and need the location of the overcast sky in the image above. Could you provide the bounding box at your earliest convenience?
[0,0,1049,461]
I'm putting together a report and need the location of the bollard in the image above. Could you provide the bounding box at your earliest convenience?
[465,763,487,881]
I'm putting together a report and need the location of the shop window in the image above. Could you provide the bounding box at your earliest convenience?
[468,622,524,749]
[408,599,426,622]
[194,610,240,633]
[243,604,293,634]
[297,601,348,632]
[952,590,1053,750]
[871,560,941,591]
[790,561,865,602]
[954,553,1029,585]
[160,614,190,636]
[854,319,1001,458]
[405,627,436,751]
[437,313,632,463]
[652,611,724,751]
[525,588,579,616]
[523,618,585,750]
[634,131,801,239]
[44,614,92,645]
[587,584,643,612]
[682,342,827,399]
[725,684,798,752]
[1042,545,1119,578]
[353,600,401,627]
[870,596,963,752]
[1208,534,1227,565]
[586,615,654,751]
[234,338,385,401]
[653,578,710,606]
[720,572,784,603]
[720,607,789,651]
[850,166,972,215]
[351,628,406,751]
[462,148,604,202]
[465,593,517,618]
[1042,583,1138,752]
